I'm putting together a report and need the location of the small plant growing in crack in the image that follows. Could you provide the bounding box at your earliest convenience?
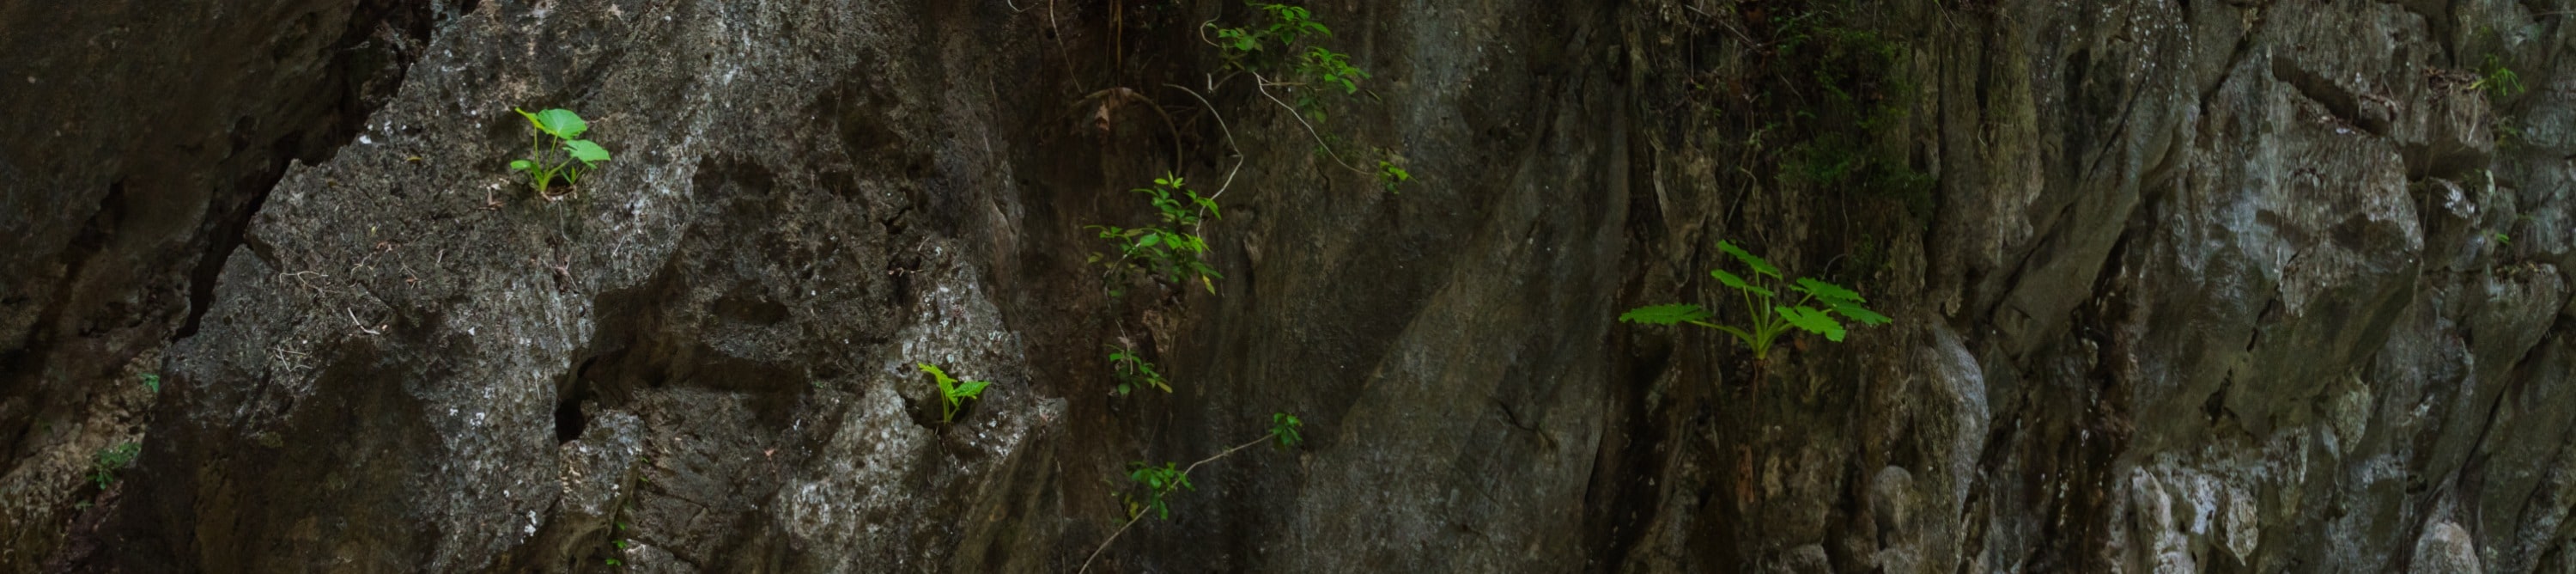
[917,363,991,424]
[1106,343,1172,395]
[1079,412,1305,574]
[2473,53,2525,98]
[91,442,140,489]
[1621,241,1890,361]
[1088,173,1222,296]
[507,107,612,199]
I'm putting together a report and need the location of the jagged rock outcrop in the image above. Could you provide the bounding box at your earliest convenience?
[3,0,2574,572]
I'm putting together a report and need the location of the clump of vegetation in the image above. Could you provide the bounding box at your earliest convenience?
[1621,241,1889,360]
[1106,344,1172,395]
[1376,155,1412,194]
[138,373,160,394]
[1211,2,1370,122]
[507,107,613,199]
[915,363,992,424]
[1078,412,1307,574]
[90,442,140,489]
[1088,173,1223,296]
[2473,53,2526,98]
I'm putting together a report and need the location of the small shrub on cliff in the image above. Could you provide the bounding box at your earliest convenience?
[1106,344,1172,395]
[90,442,140,488]
[1088,173,1222,296]
[1621,241,1889,360]
[2473,54,2525,98]
[507,107,613,199]
[1080,412,1307,573]
[1210,1,1370,122]
[915,363,991,424]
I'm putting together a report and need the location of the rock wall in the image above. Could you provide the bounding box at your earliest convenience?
[2,0,2573,572]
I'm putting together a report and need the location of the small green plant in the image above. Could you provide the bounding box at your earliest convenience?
[1088,174,1222,296]
[138,373,160,394]
[1376,157,1412,194]
[1621,241,1890,361]
[1268,412,1304,449]
[1211,2,1370,122]
[915,363,992,424]
[1106,344,1172,395]
[1080,412,1308,573]
[507,107,613,198]
[2473,54,2526,98]
[90,442,140,489]
[1122,461,1193,521]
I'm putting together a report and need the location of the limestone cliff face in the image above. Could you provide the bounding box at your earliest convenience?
[3,0,2572,572]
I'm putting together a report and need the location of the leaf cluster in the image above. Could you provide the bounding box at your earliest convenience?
[2474,53,2526,98]
[1269,412,1304,449]
[507,107,613,198]
[1106,344,1172,395]
[916,363,993,424]
[91,442,140,489]
[1210,1,1371,122]
[1621,241,1890,360]
[1089,174,1223,296]
[1122,461,1194,521]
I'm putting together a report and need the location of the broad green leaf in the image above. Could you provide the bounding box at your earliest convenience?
[510,159,534,172]
[955,379,990,399]
[1792,278,1864,302]
[1136,234,1163,248]
[1824,298,1892,326]
[534,108,588,138]
[1716,241,1779,278]
[1619,303,1710,326]
[1710,269,1775,297]
[564,139,611,165]
[1776,306,1847,341]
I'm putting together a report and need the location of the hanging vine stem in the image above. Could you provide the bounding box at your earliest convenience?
[1251,72,1371,177]
[1075,430,1285,574]
[1162,82,1246,199]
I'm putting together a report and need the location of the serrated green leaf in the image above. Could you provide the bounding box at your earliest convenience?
[1824,298,1892,326]
[534,108,588,138]
[1710,269,1776,297]
[564,139,611,165]
[1792,278,1864,302]
[1776,306,1847,341]
[1619,303,1710,326]
[1717,241,1779,278]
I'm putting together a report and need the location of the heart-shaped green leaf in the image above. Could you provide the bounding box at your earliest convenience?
[564,139,611,165]
[534,108,588,138]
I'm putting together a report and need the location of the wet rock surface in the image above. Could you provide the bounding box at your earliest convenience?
[3,0,2575,572]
